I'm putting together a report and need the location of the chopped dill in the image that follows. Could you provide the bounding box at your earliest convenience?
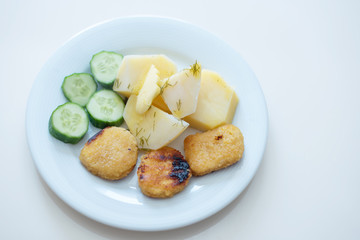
[138,134,151,147]
[144,134,150,146]
[176,99,182,111]
[113,80,121,88]
[139,137,145,147]
[135,127,143,137]
[160,78,177,94]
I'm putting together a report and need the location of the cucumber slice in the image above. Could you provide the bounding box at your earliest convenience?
[90,51,123,89]
[86,89,125,128]
[49,102,89,144]
[61,73,97,107]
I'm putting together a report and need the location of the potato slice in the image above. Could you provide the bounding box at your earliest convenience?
[160,62,201,118]
[113,55,177,97]
[184,70,239,131]
[123,95,189,150]
[136,65,161,114]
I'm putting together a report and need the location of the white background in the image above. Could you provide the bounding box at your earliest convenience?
[1,0,360,239]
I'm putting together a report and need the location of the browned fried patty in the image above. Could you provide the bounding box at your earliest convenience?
[137,147,192,198]
[79,127,138,180]
[184,124,244,176]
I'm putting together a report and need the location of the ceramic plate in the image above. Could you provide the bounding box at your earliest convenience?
[26,16,268,231]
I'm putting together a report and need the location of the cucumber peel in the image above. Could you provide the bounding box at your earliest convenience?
[49,102,89,144]
[61,73,97,107]
[86,89,125,129]
[90,51,123,89]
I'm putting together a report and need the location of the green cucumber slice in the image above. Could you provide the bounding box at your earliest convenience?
[49,102,89,144]
[90,51,123,89]
[61,73,97,107]
[86,89,125,128]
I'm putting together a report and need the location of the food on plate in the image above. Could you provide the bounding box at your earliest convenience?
[49,102,89,144]
[137,146,192,198]
[184,124,244,176]
[113,55,177,97]
[136,64,161,114]
[160,61,201,118]
[123,95,189,150]
[152,95,171,114]
[90,51,123,89]
[86,89,125,129]
[183,70,239,131]
[49,50,244,199]
[152,69,239,131]
[79,126,138,180]
[61,73,97,107]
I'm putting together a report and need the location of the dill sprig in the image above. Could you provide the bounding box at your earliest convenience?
[189,61,201,78]
[176,99,182,111]
[135,127,143,137]
[139,134,151,147]
[160,78,177,94]
[113,80,121,88]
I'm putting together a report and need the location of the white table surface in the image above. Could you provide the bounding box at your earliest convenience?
[1,0,360,239]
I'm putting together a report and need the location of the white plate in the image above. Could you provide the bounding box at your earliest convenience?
[26,16,268,231]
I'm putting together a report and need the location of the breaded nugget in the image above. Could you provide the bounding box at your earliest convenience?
[184,124,244,176]
[80,126,138,180]
[137,147,192,198]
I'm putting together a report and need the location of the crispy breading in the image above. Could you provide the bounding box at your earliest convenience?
[137,146,192,198]
[79,127,138,180]
[184,124,244,176]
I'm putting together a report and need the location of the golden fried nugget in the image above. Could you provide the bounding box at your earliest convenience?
[80,127,138,180]
[184,124,244,176]
[137,147,192,198]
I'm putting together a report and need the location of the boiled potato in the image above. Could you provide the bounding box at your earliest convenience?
[113,55,177,97]
[184,70,238,131]
[123,95,189,150]
[160,62,201,118]
[136,65,161,114]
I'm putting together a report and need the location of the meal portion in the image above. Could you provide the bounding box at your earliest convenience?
[137,147,191,198]
[80,127,138,180]
[86,89,125,129]
[90,51,124,89]
[49,102,89,144]
[123,95,189,150]
[183,70,239,131]
[61,73,97,107]
[49,51,244,198]
[184,124,244,176]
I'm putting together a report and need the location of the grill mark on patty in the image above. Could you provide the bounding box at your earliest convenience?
[139,147,191,187]
[169,155,190,184]
[86,128,106,145]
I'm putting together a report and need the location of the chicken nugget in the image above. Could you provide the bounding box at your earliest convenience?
[184,124,244,176]
[80,126,138,180]
[137,147,191,198]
